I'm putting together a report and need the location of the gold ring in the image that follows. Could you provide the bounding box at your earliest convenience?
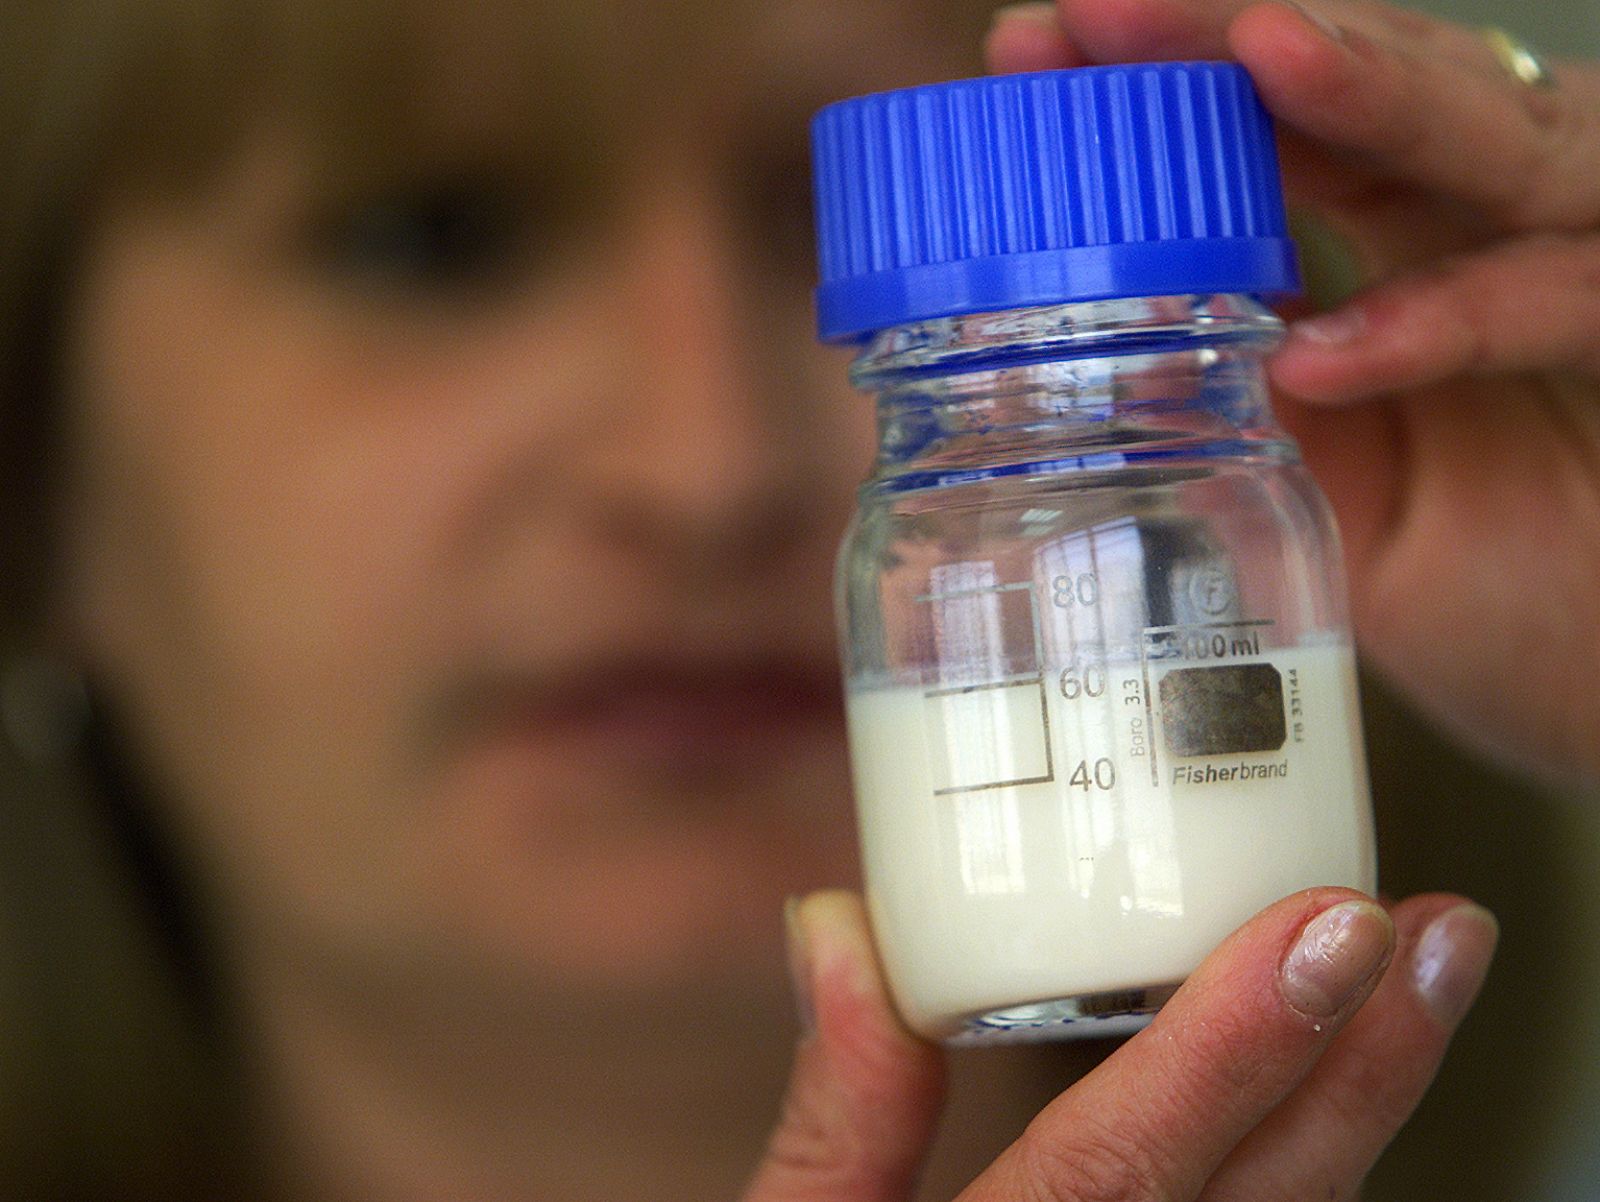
[1482,27,1556,88]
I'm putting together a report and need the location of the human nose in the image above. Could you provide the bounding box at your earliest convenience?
[588,165,814,570]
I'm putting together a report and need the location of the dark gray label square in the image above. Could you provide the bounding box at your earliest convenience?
[1159,663,1286,757]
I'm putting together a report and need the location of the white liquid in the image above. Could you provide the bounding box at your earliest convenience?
[846,644,1375,1042]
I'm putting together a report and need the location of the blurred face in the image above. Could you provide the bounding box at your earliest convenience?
[59,0,976,999]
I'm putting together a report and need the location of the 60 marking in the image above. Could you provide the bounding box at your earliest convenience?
[1058,662,1107,700]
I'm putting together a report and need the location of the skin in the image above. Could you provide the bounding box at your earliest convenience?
[51,0,1599,1196]
[60,3,1021,1196]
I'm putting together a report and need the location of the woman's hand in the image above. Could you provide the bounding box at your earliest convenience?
[989,0,1600,781]
[744,889,1495,1202]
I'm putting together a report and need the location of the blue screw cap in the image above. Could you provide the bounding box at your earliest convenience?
[811,62,1301,343]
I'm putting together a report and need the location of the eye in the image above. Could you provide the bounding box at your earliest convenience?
[740,147,817,273]
[309,178,533,295]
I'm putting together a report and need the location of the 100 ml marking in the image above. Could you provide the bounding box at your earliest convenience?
[1143,619,1273,664]
[1182,629,1261,660]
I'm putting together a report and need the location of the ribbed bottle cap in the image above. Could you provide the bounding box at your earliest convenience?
[811,62,1301,343]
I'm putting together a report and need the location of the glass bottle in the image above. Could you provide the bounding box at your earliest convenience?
[812,64,1376,1044]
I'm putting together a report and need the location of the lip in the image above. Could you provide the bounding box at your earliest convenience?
[451,654,847,772]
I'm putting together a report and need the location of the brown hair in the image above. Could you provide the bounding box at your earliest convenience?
[0,4,491,1193]
[0,0,433,634]
[0,1,993,1193]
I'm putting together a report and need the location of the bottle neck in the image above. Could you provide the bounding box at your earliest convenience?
[850,294,1294,494]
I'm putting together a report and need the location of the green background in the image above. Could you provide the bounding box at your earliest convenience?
[1413,0,1599,52]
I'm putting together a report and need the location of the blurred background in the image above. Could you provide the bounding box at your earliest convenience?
[1,1,1597,1199]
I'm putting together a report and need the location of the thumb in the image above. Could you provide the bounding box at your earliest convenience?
[743,891,947,1202]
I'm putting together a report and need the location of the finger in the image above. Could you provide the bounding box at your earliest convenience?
[743,891,945,1202]
[1047,0,1244,63]
[984,4,1089,75]
[1227,3,1600,230]
[1272,232,1600,404]
[1046,0,1516,89]
[958,888,1396,1202]
[1198,895,1498,1201]
[1039,0,1600,230]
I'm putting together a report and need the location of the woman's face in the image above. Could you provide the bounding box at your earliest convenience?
[59,0,974,996]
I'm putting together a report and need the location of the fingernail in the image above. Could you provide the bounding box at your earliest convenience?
[1289,304,1367,348]
[1284,1,1345,43]
[1413,903,1499,1028]
[784,896,817,1039]
[1281,900,1396,1018]
[990,1,1059,29]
